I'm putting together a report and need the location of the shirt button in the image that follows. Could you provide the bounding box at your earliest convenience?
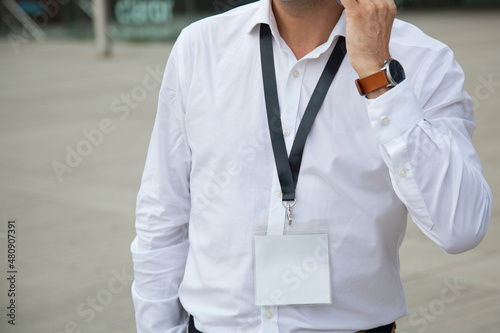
[380,116,390,126]
[277,190,282,197]
[283,129,291,137]
[400,169,408,178]
[291,70,300,78]
[265,311,273,319]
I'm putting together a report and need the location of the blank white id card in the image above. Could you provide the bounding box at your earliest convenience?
[253,234,332,306]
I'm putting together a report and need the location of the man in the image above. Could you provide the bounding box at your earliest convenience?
[131,0,492,332]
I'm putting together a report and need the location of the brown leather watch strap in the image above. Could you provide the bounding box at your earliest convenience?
[355,70,390,96]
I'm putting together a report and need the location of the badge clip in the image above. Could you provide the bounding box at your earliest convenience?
[282,200,296,225]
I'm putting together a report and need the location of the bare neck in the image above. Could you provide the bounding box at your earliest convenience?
[272,0,343,60]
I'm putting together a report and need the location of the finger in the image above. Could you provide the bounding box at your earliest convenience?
[341,0,359,10]
[368,0,387,11]
[355,0,381,14]
[371,0,397,14]
[384,0,398,15]
[369,0,397,23]
[384,0,397,10]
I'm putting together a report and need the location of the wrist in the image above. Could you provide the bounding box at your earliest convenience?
[356,62,385,80]
[355,58,406,98]
[365,86,392,100]
[353,53,391,79]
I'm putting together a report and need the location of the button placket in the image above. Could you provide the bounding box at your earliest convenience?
[265,311,274,319]
[281,62,305,151]
[380,116,390,126]
[261,306,279,333]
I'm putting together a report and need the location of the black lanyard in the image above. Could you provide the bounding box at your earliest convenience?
[260,24,346,223]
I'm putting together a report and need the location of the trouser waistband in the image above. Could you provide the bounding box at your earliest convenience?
[188,315,396,333]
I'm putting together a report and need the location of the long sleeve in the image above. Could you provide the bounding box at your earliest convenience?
[131,33,191,332]
[366,45,492,254]
[125,3,492,330]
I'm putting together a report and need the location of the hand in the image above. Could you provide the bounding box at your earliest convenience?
[342,0,397,79]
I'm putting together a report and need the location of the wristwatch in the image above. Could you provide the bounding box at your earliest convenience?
[355,59,406,96]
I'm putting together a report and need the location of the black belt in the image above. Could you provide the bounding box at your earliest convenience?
[188,315,395,333]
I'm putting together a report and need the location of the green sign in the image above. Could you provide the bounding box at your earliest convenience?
[114,0,174,39]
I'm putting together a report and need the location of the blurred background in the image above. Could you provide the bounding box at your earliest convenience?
[0,1,499,332]
[1,0,500,44]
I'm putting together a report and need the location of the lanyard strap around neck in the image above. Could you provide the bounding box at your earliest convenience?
[260,24,347,202]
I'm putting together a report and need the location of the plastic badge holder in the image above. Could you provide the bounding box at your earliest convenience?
[253,219,332,306]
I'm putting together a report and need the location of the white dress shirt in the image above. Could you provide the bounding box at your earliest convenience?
[131,1,492,332]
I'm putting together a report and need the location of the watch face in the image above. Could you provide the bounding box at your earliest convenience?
[388,60,406,85]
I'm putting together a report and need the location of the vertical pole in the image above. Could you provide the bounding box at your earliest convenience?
[92,0,111,57]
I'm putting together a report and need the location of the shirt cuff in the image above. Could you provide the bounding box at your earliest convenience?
[132,282,188,333]
[365,80,425,144]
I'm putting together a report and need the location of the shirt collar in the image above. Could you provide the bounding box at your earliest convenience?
[246,0,347,59]
[246,0,278,37]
